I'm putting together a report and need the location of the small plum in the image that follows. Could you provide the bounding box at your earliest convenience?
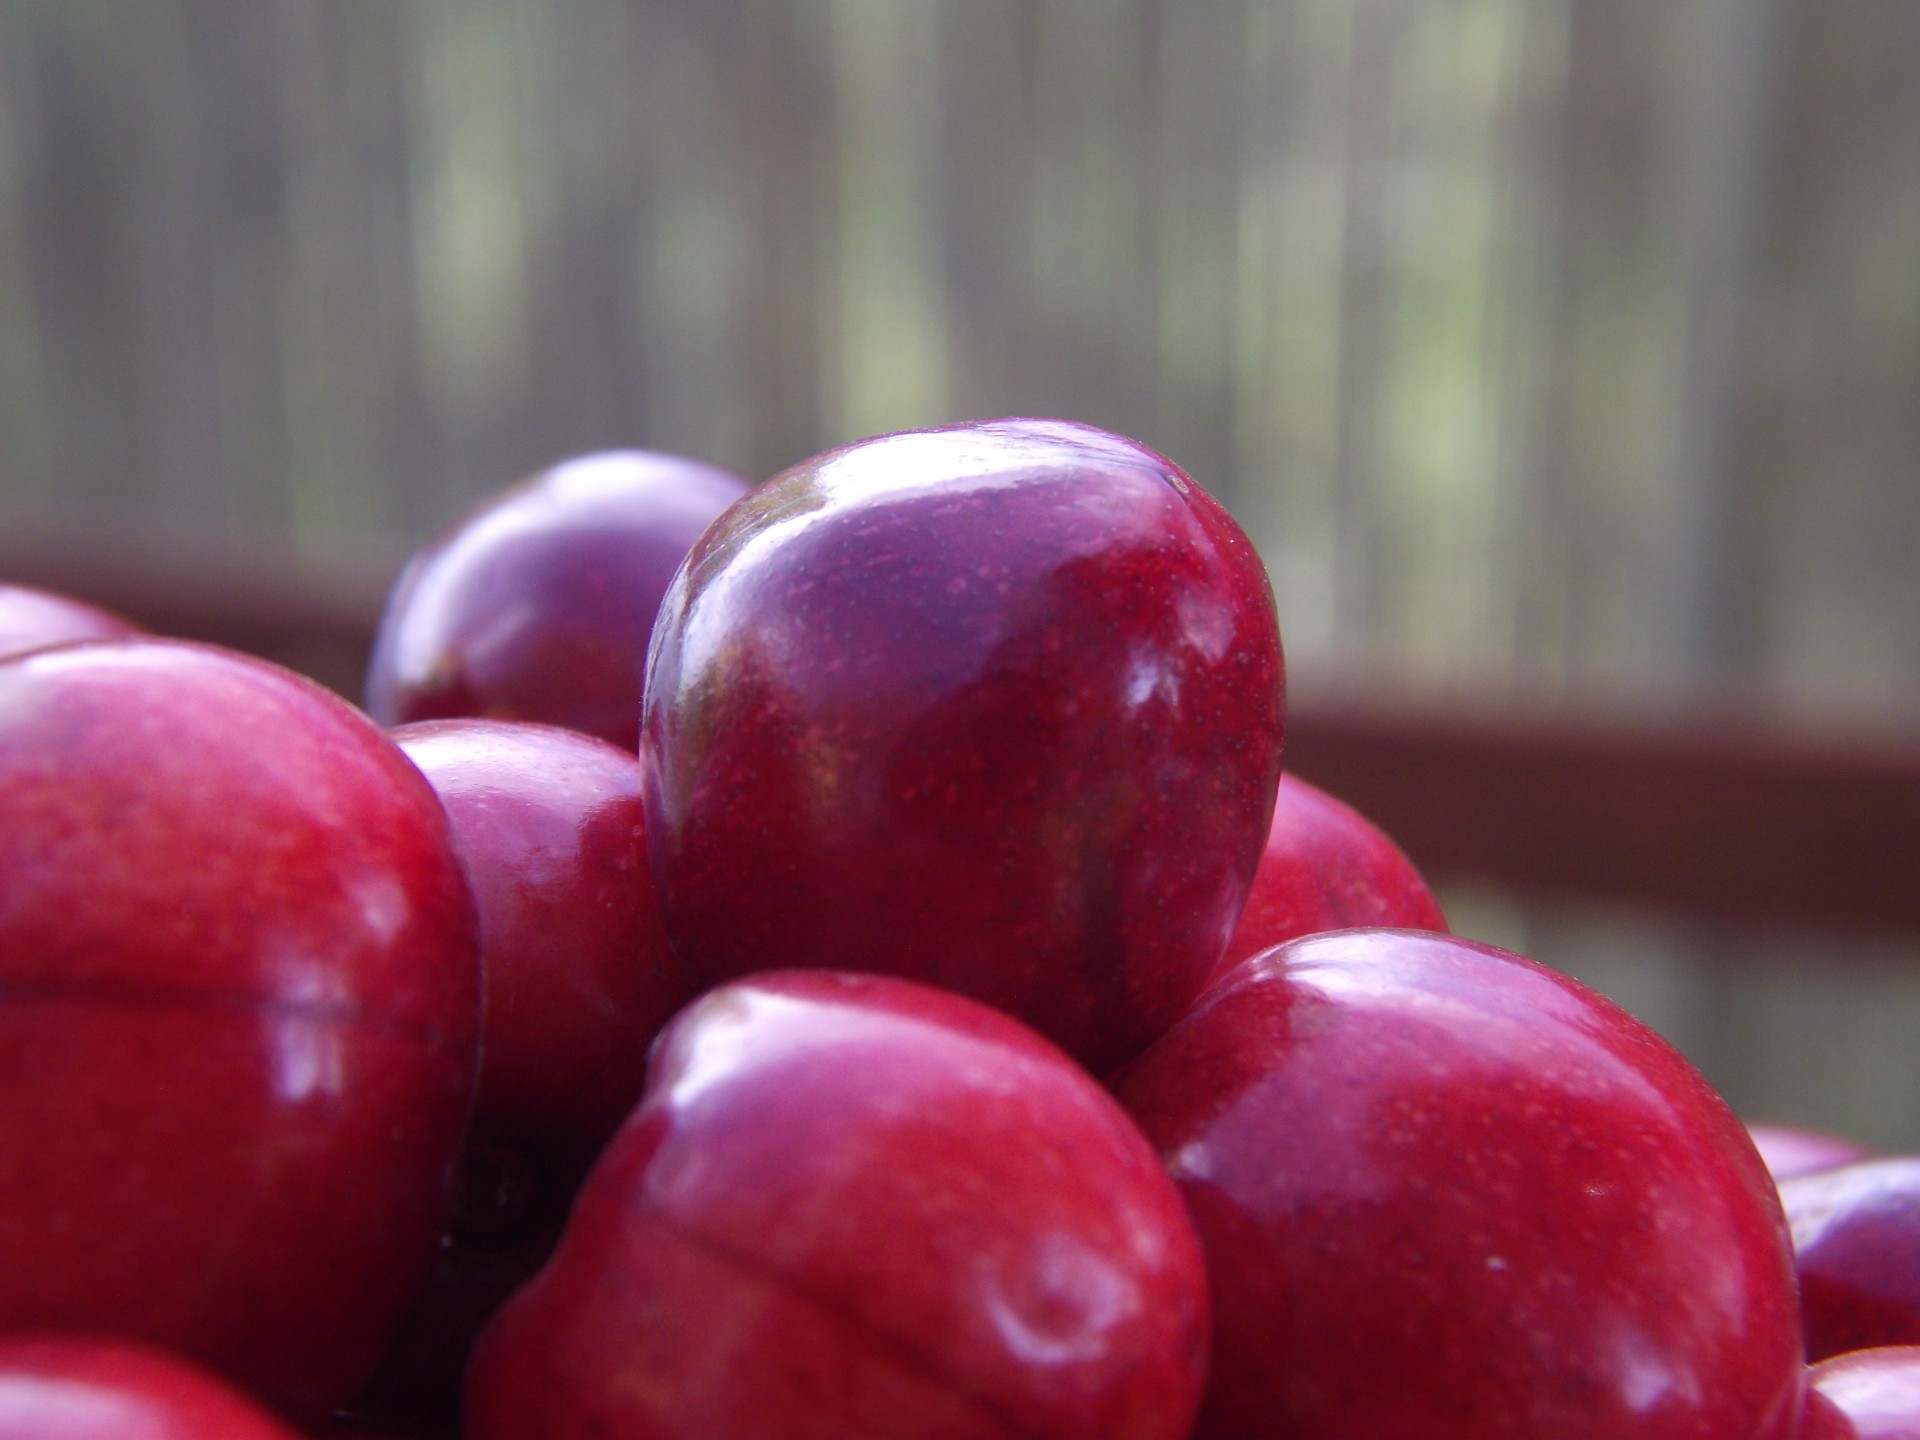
[351,718,688,1437]
[465,970,1211,1440]
[640,418,1285,1072]
[391,717,684,1165]
[1783,1158,1920,1362]
[366,450,750,749]
[1112,928,1806,1440]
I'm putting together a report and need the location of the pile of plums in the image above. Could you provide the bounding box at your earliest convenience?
[2,420,1916,1440]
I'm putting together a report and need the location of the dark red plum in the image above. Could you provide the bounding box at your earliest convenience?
[1112,928,1806,1440]
[1211,772,1446,983]
[366,450,750,749]
[351,718,687,1437]
[464,970,1211,1440]
[1783,1158,1920,1361]
[0,640,481,1422]
[640,419,1284,1071]
[391,717,684,1164]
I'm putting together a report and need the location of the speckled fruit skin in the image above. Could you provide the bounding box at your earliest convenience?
[366,450,750,749]
[1749,1122,1872,1183]
[640,419,1285,1073]
[0,583,138,660]
[1808,1347,1920,1439]
[1210,772,1446,983]
[1783,1158,1920,1361]
[0,1335,306,1439]
[0,640,481,1423]
[1111,928,1806,1440]
[464,970,1211,1440]
[354,718,688,1438]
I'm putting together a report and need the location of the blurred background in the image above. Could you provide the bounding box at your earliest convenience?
[2,1,1917,1141]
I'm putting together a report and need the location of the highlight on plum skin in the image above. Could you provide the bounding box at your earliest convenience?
[0,638,482,1424]
[0,582,138,661]
[464,969,1212,1440]
[1807,1346,1920,1439]
[1748,1121,1873,1184]
[1783,1157,1920,1362]
[0,1335,307,1440]
[347,716,691,1435]
[640,417,1286,1075]
[1112,927,1808,1440]
[390,716,686,1168]
[365,448,751,750]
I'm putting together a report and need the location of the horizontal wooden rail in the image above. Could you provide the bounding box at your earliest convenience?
[6,520,1919,939]
[1286,701,1920,940]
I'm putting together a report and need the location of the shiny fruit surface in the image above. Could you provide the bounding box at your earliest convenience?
[357,718,687,1436]
[1750,1122,1872,1183]
[465,970,1211,1440]
[1809,1347,1920,1439]
[0,1335,304,1440]
[0,583,137,660]
[640,418,1284,1071]
[366,450,750,749]
[0,640,481,1421]
[1212,772,1446,981]
[1112,928,1806,1440]
[392,717,684,1164]
[1784,1158,1920,1361]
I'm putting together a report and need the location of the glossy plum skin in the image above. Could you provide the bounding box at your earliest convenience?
[1783,1158,1920,1361]
[1808,1348,1920,1439]
[0,1336,305,1440]
[1211,772,1446,982]
[391,718,685,1165]
[464,970,1211,1440]
[1111,929,1806,1440]
[354,719,688,1437]
[366,450,750,749]
[1750,1122,1873,1182]
[640,419,1285,1072]
[0,583,138,659]
[0,640,482,1422]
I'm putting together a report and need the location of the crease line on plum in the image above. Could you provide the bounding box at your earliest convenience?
[632,1197,1056,1440]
